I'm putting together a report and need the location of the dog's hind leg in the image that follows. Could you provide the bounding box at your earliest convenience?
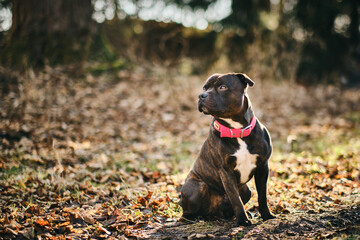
[180,172,210,219]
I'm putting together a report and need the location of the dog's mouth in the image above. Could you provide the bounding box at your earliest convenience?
[198,102,222,116]
[198,99,229,117]
[201,106,210,114]
[198,103,209,114]
[199,104,231,118]
[198,101,211,114]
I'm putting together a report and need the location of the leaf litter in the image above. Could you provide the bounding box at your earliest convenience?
[0,65,360,239]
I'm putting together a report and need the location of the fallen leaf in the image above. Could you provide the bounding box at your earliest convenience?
[35,218,49,227]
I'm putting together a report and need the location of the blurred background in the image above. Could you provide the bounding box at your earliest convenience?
[0,0,359,86]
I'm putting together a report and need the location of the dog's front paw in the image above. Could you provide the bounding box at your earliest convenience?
[262,213,275,221]
[237,219,252,227]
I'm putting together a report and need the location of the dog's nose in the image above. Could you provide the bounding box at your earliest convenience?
[199,93,208,99]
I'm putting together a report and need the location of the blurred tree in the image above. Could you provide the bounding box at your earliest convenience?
[220,0,271,64]
[1,0,358,85]
[295,0,360,86]
[1,0,93,69]
[0,0,10,10]
[170,0,212,8]
[221,0,270,31]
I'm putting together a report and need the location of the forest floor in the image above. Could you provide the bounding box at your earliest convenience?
[1,65,360,239]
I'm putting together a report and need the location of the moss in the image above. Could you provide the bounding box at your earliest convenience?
[88,31,118,63]
[1,31,91,69]
[88,59,126,76]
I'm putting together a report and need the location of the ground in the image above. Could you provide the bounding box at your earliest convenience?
[0,65,359,239]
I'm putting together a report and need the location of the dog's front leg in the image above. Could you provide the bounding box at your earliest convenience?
[254,163,275,221]
[219,168,251,226]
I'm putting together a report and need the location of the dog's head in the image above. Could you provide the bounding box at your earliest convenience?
[198,73,254,119]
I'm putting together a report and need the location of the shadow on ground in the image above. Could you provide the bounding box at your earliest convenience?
[147,204,360,239]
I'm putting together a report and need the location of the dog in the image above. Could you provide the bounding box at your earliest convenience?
[180,73,275,226]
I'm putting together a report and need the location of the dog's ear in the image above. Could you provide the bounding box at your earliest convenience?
[236,73,254,88]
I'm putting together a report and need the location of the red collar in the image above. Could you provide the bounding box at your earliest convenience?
[213,115,256,138]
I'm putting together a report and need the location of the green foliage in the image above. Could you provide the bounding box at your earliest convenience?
[295,0,360,86]
[89,31,118,63]
[88,59,126,76]
[221,0,270,30]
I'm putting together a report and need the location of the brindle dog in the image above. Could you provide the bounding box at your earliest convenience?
[180,73,275,226]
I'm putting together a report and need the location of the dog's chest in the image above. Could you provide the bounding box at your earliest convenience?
[232,139,258,184]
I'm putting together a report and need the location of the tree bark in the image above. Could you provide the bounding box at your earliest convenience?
[349,0,359,43]
[2,0,93,68]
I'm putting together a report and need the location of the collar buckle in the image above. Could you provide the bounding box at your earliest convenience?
[230,129,235,138]
[240,124,251,138]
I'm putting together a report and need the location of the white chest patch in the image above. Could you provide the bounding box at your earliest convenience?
[219,117,244,129]
[233,139,258,184]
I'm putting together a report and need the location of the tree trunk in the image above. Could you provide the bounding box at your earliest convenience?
[2,0,93,68]
[349,0,359,43]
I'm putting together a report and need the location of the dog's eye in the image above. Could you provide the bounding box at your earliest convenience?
[218,85,228,91]
[203,86,207,91]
